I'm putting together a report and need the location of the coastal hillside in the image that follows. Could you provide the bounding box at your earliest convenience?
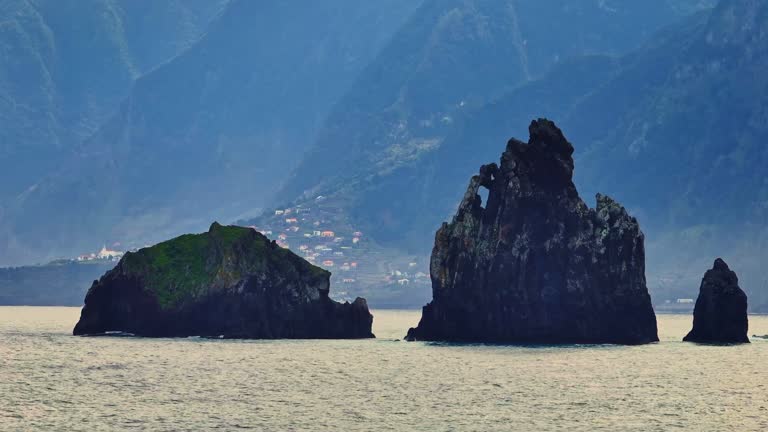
[259,0,768,310]
[447,0,768,308]
[2,3,768,431]
[279,0,714,203]
[0,0,226,203]
[0,0,421,267]
[0,0,228,265]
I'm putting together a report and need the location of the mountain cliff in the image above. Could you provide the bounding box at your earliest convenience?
[405,120,658,344]
[1,0,421,266]
[0,0,228,265]
[265,0,768,310]
[73,223,373,338]
[279,0,714,202]
[0,0,226,199]
[448,0,768,307]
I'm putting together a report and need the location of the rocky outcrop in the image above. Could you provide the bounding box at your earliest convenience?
[683,258,749,344]
[73,222,374,339]
[405,119,658,344]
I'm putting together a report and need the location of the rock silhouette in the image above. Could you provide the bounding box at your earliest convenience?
[74,223,373,339]
[683,258,749,344]
[406,119,658,344]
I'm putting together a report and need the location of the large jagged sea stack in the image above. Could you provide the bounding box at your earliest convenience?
[74,223,373,339]
[406,119,658,344]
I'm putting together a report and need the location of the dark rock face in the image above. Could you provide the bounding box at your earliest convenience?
[73,223,373,339]
[405,119,658,344]
[684,258,749,344]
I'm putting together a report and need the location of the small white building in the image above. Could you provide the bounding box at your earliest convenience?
[97,246,124,260]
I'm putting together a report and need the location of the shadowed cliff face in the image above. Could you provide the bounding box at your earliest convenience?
[1,0,421,267]
[254,0,768,311]
[684,258,749,344]
[406,120,658,344]
[0,0,227,203]
[280,0,715,205]
[73,223,373,339]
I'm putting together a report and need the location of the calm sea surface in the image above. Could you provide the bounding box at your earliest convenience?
[1,307,767,431]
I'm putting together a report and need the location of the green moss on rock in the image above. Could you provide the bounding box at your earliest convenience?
[120,222,328,309]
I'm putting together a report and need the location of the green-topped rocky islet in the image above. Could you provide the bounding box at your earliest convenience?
[73,222,373,338]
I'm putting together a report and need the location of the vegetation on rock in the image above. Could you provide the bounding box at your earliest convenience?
[118,223,327,309]
[73,223,371,339]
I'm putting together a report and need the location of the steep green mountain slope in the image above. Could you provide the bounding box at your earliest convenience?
[0,0,227,265]
[331,10,713,253]
[0,0,421,266]
[241,0,716,307]
[569,0,768,308]
[272,0,768,309]
[265,0,716,253]
[279,0,715,202]
[458,0,768,307]
[0,0,226,199]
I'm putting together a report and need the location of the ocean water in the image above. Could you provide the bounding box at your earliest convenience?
[1,308,767,431]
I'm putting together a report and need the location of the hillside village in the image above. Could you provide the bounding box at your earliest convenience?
[30,200,431,307]
[247,197,431,305]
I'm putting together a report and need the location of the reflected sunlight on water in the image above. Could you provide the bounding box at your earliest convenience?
[1,307,767,431]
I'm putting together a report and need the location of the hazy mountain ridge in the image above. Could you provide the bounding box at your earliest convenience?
[0,0,227,195]
[0,0,422,266]
[571,0,768,308]
[0,0,228,265]
[241,0,719,307]
[3,0,764,311]
[279,0,716,203]
[268,0,718,258]
[268,0,768,309]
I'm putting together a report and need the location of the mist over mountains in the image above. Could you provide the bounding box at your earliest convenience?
[279,0,716,202]
[0,0,229,263]
[0,0,226,197]
[260,0,767,307]
[2,0,765,309]
[1,0,420,264]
